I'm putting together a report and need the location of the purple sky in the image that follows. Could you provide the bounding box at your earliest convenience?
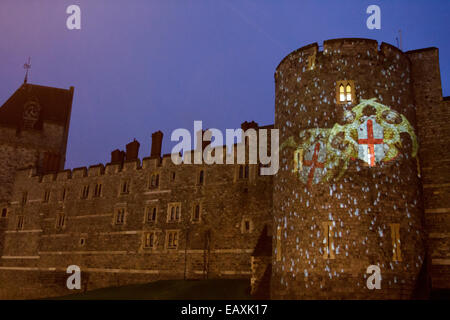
[1,0,449,169]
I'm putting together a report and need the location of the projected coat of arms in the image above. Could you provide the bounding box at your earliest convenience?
[281,98,418,186]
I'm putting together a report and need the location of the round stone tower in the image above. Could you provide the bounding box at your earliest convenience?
[272,38,426,299]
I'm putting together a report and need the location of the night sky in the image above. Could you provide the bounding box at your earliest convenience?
[0,0,449,169]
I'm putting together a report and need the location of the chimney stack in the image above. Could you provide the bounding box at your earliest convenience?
[150,131,163,158]
[125,139,140,161]
[241,121,258,132]
[240,121,259,150]
[111,149,126,164]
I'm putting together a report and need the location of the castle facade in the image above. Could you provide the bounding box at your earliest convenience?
[0,38,449,299]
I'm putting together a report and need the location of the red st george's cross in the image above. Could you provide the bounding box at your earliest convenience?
[358,119,383,167]
[303,142,325,186]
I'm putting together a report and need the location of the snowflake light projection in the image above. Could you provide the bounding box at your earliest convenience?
[281,98,418,186]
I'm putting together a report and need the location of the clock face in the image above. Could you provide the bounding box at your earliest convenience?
[23,103,40,121]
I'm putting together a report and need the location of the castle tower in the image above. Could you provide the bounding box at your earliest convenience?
[272,39,426,299]
[0,83,74,202]
[0,83,73,256]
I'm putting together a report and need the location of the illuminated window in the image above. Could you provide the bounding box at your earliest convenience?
[17,216,24,230]
[336,80,355,104]
[144,232,157,249]
[114,208,126,225]
[390,223,402,262]
[322,221,335,259]
[346,84,352,101]
[166,230,179,249]
[339,84,345,102]
[167,203,181,222]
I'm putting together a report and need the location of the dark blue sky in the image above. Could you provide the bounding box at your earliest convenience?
[1,0,449,169]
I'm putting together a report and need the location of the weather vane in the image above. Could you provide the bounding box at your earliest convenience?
[23,57,31,84]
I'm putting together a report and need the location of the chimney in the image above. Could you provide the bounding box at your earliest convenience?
[125,139,140,161]
[111,149,125,164]
[240,121,259,153]
[241,121,259,132]
[150,131,163,158]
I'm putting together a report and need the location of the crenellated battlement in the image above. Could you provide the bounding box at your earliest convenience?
[12,120,274,185]
[14,146,256,184]
[275,38,411,79]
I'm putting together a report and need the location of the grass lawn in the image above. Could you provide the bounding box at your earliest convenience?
[52,279,253,300]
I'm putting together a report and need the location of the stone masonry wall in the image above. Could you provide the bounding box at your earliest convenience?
[0,144,273,299]
[272,39,426,299]
[0,122,67,265]
[407,47,450,290]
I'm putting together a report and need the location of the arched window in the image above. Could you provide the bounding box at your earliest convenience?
[346,84,352,101]
[337,80,355,104]
[339,84,345,102]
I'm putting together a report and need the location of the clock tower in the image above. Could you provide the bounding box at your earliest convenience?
[0,82,74,203]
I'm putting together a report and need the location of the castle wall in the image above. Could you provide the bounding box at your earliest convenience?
[0,123,65,202]
[0,39,448,300]
[272,39,426,299]
[0,149,272,299]
[0,122,67,262]
[407,47,450,290]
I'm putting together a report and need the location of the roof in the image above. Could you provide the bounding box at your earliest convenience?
[0,83,74,129]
